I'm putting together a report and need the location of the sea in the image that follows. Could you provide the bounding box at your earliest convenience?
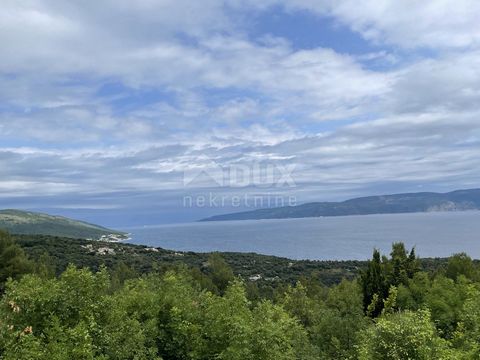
[123,211,480,260]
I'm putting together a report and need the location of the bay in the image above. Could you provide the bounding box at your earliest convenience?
[124,211,480,260]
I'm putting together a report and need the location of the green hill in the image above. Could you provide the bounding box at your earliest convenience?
[0,209,127,240]
[200,188,480,222]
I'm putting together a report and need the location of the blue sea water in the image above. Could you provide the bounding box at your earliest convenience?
[123,211,480,260]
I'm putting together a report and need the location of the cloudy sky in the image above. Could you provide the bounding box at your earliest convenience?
[2,0,480,226]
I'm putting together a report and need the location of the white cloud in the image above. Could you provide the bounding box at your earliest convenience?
[0,1,392,151]
[282,0,480,49]
[1,0,480,218]
[1,107,479,199]
[386,51,480,114]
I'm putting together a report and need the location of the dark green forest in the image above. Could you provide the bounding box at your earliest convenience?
[2,230,480,359]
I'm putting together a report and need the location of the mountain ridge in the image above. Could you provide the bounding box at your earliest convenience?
[200,188,480,222]
[0,209,127,240]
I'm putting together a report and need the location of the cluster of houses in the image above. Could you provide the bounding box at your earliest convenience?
[81,243,116,255]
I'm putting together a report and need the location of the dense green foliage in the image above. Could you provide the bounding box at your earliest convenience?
[2,233,480,359]
[0,263,315,359]
[0,231,33,292]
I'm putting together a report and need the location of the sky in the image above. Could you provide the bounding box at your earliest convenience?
[1,0,480,227]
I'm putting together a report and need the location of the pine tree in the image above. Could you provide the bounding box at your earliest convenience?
[360,249,386,317]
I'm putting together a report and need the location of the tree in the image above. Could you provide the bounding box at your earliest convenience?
[361,244,419,317]
[358,309,450,359]
[321,280,367,359]
[445,253,477,281]
[203,280,315,360]
[110,261,138,291]
[453,285,480,357]
[425,275,470,338]
[389,243,409,286]
[406,247,420,278]
[205,252,235,294]
[360,249,387,317]
[0,231,33,291]
[0,266,160,359]
[396,272,431,311]
[34,252,56,279]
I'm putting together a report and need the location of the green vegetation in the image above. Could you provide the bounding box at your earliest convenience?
[0,231,33,291]
[0,209,127,240]
[2,231,480,359]
[14,234,365,288]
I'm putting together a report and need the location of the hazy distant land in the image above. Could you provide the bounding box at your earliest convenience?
[201,188,480,222]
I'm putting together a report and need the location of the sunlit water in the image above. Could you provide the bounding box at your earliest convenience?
[123,211,480,260]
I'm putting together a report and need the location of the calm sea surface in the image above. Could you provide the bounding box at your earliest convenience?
[123,211,480,260]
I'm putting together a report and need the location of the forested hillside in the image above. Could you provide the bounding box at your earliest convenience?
[2,230,480,359]
[0,209,127,240]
